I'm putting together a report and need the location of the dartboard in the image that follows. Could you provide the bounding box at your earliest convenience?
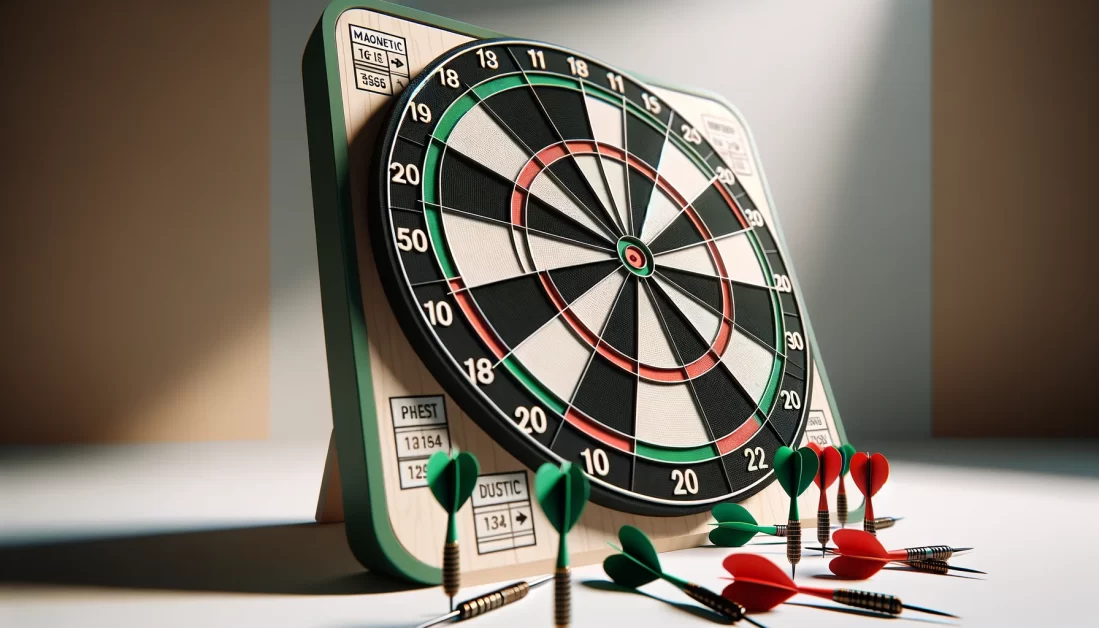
[371,38,809,516]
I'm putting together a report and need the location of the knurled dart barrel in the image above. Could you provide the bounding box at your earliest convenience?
[554,567,571,628]
[817,509,830,547]
[905,559,950,575]
[906,545,953,561]
[837,493,848,526]
[786,520,802,566]
[833,589,903,615]
[863,514,876,536]
[443,541,460,599]
[683,583,746,620]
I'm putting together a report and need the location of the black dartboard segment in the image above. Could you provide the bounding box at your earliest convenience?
[370,38,812,515]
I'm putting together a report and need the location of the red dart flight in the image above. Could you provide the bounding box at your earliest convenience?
[721,553,959,618]
[849,452,889,535]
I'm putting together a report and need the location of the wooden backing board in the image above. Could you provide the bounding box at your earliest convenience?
[312,4,848,585]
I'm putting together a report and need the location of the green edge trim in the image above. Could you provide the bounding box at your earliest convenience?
[636,441,718,463]
[502,356,567,415]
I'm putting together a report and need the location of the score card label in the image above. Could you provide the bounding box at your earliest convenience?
[389,395,451,489]
[471,472,537,555]
[348,25,410,95]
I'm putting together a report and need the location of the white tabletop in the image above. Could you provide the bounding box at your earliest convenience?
[1,438,1096,627]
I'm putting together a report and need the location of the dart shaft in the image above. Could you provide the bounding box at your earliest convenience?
[682,582,746,620]
[443,541,461,601]
[554,566,570,628]
[833,588,902,615]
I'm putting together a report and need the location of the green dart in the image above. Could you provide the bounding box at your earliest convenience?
[773,445,818,579]
[836,443,857,527]
[534,462,590,628]
[708,503,787,547]
[426,450,480,612]
[604,525,767,627]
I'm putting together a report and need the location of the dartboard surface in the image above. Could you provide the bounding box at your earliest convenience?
[372,38,810,515]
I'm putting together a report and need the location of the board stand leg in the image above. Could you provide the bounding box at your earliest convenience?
[315,430,345,523]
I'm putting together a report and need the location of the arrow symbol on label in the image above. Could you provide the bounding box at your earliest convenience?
[391,58,404,69]
[516,512,528,526]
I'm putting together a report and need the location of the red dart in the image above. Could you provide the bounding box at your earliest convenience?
[721,553,958,618]
[828,530,985,578]
[849,452,889,535]
[807,443,841,555]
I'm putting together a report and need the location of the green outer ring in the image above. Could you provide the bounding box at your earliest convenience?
[305,0,848,584]
[421,70,785,457]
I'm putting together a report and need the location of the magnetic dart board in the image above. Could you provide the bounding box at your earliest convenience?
[303,0,851,586]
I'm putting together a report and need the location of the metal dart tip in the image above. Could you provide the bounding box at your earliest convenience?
[902,603,960,619]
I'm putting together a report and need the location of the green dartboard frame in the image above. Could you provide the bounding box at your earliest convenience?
[303,0,851,584]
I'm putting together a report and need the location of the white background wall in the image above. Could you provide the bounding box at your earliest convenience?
[270,0,931,442]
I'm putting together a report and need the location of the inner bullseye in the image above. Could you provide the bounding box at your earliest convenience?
[617,236,654,277]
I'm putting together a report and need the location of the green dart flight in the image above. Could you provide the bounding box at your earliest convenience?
[773,445,818,578]
[534,462,590,628]
[708,503,786,547]
[836,443,857,527]
[426,449,480,612]
[604,525,766,627]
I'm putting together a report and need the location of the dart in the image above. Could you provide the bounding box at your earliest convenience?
[828,530,984,578]
[722,553,959,618]
[708,503,791,547]
[426,450,480,612]
[604,525,767,627]
[806,443,841,556]
[772,445,818,578]
[849,452,889,535]
[835,443,857,527]
[534,462,590,628]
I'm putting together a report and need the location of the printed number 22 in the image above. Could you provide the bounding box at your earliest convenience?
[744,446,769,472]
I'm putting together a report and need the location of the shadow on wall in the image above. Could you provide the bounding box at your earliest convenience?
[0,522,415,596]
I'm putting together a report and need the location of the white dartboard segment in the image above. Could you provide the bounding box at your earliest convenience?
[637,284,681,368]
[635,379,711,448]
[720,329,776,405]
[526,231,615,272]
[446,104,530,181]
[567,268,626,336]
[441,210,525,288]
[512,316,594,404]
[653,273,720,344]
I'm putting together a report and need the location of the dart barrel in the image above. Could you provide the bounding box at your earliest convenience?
[817,509,830,548]
[443,541,460,600]
[458,580,532,619]
[833,589,903,615]
[683,583,746,620]
[837,492,848,526]
[863,514,876,536]
[773,524,788,537]
[786,520,801,566]
[905,545,953,561]
[554,567,570,628]
[904,559,950,575]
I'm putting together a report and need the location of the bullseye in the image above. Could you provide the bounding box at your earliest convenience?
[616,236,654,277]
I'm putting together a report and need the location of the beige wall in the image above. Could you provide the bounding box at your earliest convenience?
[0,1,270,443]
[933,0,1099,436]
